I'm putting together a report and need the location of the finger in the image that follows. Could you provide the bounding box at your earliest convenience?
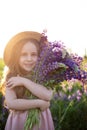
[6,81,14,88]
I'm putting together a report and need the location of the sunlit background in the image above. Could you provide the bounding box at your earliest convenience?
[0,0,87,58]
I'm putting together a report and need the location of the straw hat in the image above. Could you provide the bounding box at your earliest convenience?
[3,31,42,66]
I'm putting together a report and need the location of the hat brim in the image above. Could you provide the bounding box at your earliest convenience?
[3,31,41,66]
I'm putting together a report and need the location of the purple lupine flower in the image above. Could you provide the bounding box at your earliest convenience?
[76,96,81,101]
[32,38,87,88]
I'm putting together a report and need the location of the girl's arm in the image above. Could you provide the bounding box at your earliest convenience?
[6,76,53,101]
[5,88,50,111]
[23,78,53,101]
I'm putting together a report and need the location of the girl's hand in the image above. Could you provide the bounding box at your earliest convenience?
[39,100,50,111]
[6,76,25,89]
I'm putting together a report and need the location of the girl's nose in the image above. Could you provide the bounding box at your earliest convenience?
[27,55,32,61]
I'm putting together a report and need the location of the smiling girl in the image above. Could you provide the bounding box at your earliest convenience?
[2,31,54,130]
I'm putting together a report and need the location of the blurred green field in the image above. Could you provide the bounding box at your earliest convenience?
[0,58,5,80]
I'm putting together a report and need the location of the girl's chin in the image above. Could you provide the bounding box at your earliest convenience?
[24,68,33,72]
[20,68,32,75]
[23,69,32,74]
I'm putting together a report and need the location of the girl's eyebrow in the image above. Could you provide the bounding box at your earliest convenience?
[21,51,38,54]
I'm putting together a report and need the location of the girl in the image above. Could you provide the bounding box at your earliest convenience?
[3,31,54,130]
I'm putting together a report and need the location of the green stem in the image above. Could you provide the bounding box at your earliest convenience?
[59,100,73,126]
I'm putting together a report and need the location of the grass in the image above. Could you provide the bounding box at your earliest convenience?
[0,58,5,80]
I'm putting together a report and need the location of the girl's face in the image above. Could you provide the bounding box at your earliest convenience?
[19,42,38,73]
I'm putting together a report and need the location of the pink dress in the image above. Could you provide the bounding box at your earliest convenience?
[5,108,54,130]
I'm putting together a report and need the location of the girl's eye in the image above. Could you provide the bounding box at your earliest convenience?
[20,52,38,57]
[21,53,27,56]
[32,53,38,56]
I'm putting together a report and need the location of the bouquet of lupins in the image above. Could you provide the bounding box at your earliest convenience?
[24,33,87,129]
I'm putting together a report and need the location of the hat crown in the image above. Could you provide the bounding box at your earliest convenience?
[3,31,41,66]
